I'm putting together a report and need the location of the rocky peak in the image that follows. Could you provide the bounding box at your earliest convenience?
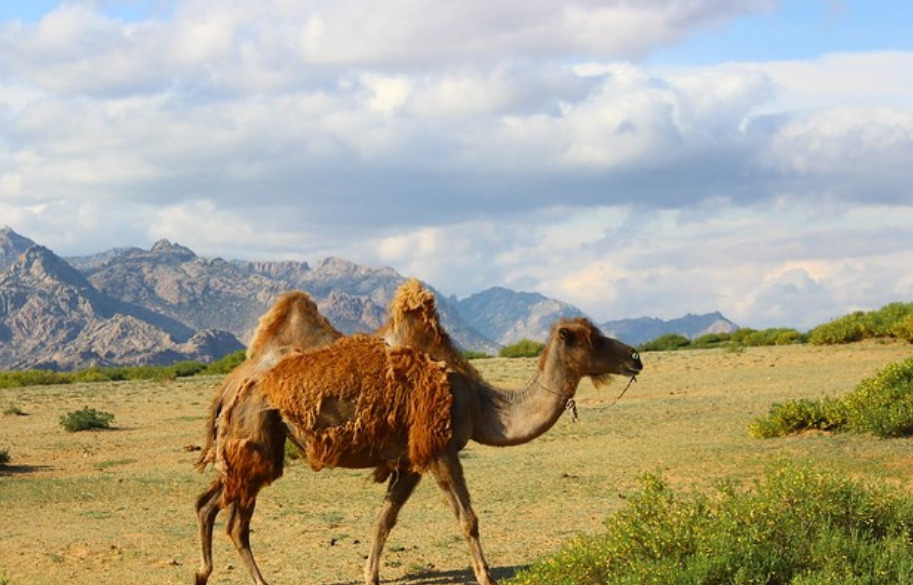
[456,286,585,344]
[237,259,311,280]
[314,256,359,277]
[150,239,196,259]
[1,245,92,291]
[0,226,38,272]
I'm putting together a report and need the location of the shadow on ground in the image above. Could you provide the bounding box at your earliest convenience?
[328,564,526,585]
[0,464,53,476]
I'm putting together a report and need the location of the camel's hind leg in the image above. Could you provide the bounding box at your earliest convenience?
[429,453,497,585]
[227,498,270,585]
[364,470,423,585]
[194,481,224,585]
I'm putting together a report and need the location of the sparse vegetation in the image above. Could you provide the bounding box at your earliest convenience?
[750,355,913,438]
[0,354,242,389]
[0,447,10,466]
[639,328,805,352]
[639,333,691,351]
[203,350,247,374]
[690,332,732,348]
[462,350,491,360]
[510,464,913,585]
[499,339,545,358]
[3,404,26,416]
[809,302,913,345]
[59,406,116,432]
[3,340,912,584]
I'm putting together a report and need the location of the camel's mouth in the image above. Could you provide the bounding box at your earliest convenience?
[620,364,643,377]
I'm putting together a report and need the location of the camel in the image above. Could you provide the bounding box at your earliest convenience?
[194,282,644,585]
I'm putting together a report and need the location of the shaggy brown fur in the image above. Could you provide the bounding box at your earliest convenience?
[261,335,453,475]
[194,291,346,585]
[195,291,343,473]
[246,290,341,362]
[376,278,480,379]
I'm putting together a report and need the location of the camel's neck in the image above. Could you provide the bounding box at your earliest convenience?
[470,353,582,447]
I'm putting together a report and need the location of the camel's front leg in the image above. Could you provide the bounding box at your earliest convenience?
[364,469,423,585]
[429,453,497,585]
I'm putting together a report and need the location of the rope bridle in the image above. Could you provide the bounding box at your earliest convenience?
[529,373,638,423]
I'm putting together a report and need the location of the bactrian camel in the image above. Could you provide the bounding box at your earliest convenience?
[195,282,643,585]
[195,281,481,585]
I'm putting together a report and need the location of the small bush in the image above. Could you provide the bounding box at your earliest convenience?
[499,339,545,358]
[0,448,10,466]
[3,404,26,416]
[510,464,913,585]
[810,303,913,345]
[750,356,913,439]
[60,407,115,432]
[843,356,913,437]
[204,350,247,375]
[285,439,304,462]
[0,370,72,388]
[748,397,848,438]
[639,334,690,352]
[462,350,491,360]
[690,332,732,348]
[891,313,913,343]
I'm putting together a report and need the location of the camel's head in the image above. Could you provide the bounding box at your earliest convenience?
[543,318,643,385]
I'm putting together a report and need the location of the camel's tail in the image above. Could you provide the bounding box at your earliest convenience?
[195,386,224,472]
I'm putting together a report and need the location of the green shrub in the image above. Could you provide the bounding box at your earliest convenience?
[285,439,304,462]
[809,313,870,345]
[510,464,913,585]
[0,370,72,388]
[843,356,913,437]
[462,350,491,360]
[60,407,115,432]
[204,350,247,375]
[3,404,26,416]
[891,314,913,343]
[729,327,756,344]
[750,356,913,439]
[499,339,545,358]
[690,332,732,349]
[748,397,848,438]
[639,334,690,352]
[810,303,913,345]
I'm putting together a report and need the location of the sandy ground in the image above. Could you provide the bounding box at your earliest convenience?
[1,339,912,585]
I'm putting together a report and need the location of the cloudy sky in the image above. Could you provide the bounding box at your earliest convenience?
[1,0,912,331]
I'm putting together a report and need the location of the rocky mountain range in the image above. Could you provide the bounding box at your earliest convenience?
[0,226,738,370]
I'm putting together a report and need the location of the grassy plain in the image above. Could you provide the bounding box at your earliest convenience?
[2,340,913,585]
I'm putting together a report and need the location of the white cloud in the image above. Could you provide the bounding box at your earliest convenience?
[0,1,912,332]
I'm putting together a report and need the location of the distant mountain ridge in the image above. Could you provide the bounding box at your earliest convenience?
[455,287,587,345]
[0,226,739,370]
[600,312,739,346]
[0,243,243,370]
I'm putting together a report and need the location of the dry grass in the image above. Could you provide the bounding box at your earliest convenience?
[2,340,913,584]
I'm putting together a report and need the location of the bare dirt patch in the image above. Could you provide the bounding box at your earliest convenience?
[2,340,912,584]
